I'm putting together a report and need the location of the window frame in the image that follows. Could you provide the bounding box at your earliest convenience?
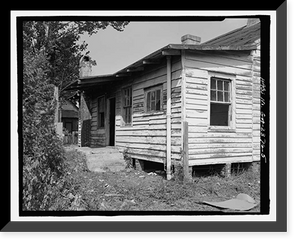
[122,86,132,126]
[144,85,163,113]
[97,96,105,129]
[208,75,236,131]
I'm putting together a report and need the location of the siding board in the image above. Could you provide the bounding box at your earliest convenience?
[115,58,183,163]
[183,50,255,166]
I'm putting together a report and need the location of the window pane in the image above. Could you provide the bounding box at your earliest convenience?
[224,82,229,91]
[156,98,160,111]
[217,91,223,102]
[151,91,155,101]
[217,80,223,90]
[211,90,216,101]
[211,79,216,89]
[128,108,132,123]
[224,92,230,102]
[127,108,129,122]
[98,112,104,127]
[156,89,160,101]
[210,103,229,126]
[124,108,131,124]
[151,101,155,111]
[146,92,150,111]
[156,90,161,110]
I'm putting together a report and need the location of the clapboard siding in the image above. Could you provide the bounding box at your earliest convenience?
[82,47,259,167]
[252,46,261,161]
[115,57,183,163]
[183,50,254,165]
[78,93,106,147]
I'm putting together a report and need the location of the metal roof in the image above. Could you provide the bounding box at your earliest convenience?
[200,21,260,47]
[64,22,260,91]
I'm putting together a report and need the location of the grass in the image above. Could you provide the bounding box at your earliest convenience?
[53,148,261,212]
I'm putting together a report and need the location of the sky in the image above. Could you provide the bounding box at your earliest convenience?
[79,18,248,76]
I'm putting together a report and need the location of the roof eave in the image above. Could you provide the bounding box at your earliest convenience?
[64,42,258,91]
[168,43,258,51]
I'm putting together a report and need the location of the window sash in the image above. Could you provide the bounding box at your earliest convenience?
[123,87,132,107]
[210,77,233,127]
[210,78,231,103]
[145,88,162,112]
[123,87,132,124]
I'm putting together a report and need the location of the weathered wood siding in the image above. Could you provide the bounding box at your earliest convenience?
[251,44,261,161]
[83,87,117,147]
[90,96,106,147]
[182,50,258,166]
[115,57,182,164]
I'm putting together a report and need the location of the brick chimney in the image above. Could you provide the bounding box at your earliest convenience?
[79,55,93,78]
[181,34,201,45]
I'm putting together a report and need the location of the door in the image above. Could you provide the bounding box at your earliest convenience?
[81,119,91,146]
[109,98,116,146]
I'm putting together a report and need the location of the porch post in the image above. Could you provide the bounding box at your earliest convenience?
[166,56,172,180]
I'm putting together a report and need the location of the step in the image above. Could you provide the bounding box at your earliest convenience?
[76,146,126,172]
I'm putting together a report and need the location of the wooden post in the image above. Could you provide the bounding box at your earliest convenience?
[54,86,59,124]
[166,56,172,180]
[183,121,192,182]
[222,163,231,178]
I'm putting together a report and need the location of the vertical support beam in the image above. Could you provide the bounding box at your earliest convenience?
[166,56,172,180]
[54,86,63,138]
[183,121,192,182]
[222,163,231,178]
[78,91,83,147]
[54,86,59,124]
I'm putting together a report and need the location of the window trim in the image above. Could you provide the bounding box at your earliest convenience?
[122,86,132,126]
[208,74,236,131]
[144,85,163,113]
[97,95,105,129]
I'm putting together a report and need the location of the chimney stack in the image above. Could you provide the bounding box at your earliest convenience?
[181,34,201,45]
[79,55,93,78]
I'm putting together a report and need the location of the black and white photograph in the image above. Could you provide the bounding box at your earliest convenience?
[5,6,288,234]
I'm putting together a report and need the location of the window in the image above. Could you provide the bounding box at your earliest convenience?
[210,77,232,127]
[97,96,105,128]
[122,87,132,124]
[145,86,162,112]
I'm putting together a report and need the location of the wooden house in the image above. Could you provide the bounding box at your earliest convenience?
[66,19,260,179]
[61,99,79,133]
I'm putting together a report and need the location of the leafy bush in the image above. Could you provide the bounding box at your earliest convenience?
[22,50,66,211]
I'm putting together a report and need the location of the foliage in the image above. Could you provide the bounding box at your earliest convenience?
[22,50,66,210]
[22,20,129,210]
[23,21,129,96]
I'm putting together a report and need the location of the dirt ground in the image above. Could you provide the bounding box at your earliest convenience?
[55,147,261,213]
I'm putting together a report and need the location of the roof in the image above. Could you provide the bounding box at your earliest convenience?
[65,21,260,91]
[201,21,260,47]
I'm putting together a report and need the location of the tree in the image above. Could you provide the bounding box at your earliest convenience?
[23,20,129,96]
[22,20,129,210]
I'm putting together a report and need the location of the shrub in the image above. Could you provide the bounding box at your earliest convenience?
[22,50,66,211]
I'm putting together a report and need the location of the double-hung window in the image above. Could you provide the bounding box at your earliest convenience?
[210,77,232,127]
[145,85,162,112]
[122,86,132,125]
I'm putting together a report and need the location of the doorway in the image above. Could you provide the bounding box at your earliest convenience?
[108,97,116,146]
